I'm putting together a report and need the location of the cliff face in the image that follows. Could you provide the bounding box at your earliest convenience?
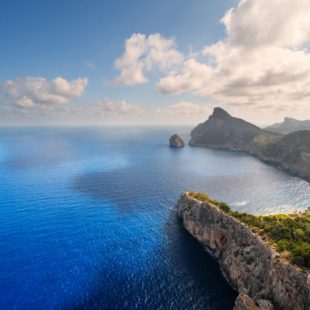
[260,130,310,181]
[190,107,277,153]
[190,107,310,181]
[177,193,310,310]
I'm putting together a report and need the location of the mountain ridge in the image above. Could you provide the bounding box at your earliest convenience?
[265,117,310,134]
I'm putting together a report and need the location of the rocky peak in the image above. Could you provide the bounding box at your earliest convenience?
[284,117,298,124]
[211,107,231,119]
[284,117,295,121]
[190,107,263,149]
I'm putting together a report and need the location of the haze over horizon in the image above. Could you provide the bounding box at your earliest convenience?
[1,0,310,126]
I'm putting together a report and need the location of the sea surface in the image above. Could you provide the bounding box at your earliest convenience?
[0,127,309,310]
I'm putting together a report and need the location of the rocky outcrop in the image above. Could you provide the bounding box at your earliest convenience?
[189,107,310,181]
[177,192,310,310]
[234,294,274,310]
[234,293,260,310]
[169,134,185,148]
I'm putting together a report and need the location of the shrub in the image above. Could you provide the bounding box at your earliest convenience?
[188,192,210,202]
[218,202,231,213]
[187,192,310,269]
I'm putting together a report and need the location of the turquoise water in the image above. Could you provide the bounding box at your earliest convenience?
[0,127,309,309]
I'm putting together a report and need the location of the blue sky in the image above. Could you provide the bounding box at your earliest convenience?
[1,0,309,125]
[0,0,231,74]
[0,0,232,103]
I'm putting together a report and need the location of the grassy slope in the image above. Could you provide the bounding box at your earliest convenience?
[188,192,310,269]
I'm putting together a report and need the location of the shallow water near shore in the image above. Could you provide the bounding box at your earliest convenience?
[0,127,309,309]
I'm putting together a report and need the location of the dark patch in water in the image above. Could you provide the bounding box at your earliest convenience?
[63,211,237,310]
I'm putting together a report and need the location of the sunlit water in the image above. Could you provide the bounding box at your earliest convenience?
[0,127,309,309]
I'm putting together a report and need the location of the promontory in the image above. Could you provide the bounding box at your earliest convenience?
[190,107,310,181]
[177,192,310,310]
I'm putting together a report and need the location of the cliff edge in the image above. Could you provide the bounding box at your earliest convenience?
[177,192,310,310]
[189,107,310,181]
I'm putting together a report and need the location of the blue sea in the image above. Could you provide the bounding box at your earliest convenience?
[0,127,309,310]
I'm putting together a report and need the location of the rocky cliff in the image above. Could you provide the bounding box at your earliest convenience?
[177,192,310,310]
[190,107,310,181]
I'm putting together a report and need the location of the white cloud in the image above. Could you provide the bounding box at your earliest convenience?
[1,76,88,108]
[114,33,183,85]
[158,58,214,95]
[97,99,143,115]
[15,96,34,108]
[157,0,310,122]
[222,0,310,48]
[3,0,310,125]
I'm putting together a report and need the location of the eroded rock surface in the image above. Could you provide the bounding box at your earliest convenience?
[234,293,275,310]
[234,293,260,310]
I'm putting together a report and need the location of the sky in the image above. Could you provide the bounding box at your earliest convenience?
[0,0,310,126]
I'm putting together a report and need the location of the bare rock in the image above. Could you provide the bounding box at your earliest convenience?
[234,293,260,310]
[256,299,274,310]
[169,134,185,148]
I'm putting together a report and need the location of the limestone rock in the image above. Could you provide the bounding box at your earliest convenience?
[234,294,274,310]
[177,192,310,310]
[234,293,260,310]
[256,299,274,310]
[190,107,310,181]
[169,134,185,148]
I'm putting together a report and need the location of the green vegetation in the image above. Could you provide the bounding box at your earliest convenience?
[188,192,310,269]
[188,192,210,202]
[188,192,231,213]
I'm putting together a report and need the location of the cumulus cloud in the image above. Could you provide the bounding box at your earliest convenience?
[223,0,310,48]
[158,59,214,95]
[157,0,310,121]
[1,76,88,108]
[114,33,183,85]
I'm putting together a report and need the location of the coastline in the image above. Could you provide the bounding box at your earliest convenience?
[188,142,310,182]
[177,192,310,310]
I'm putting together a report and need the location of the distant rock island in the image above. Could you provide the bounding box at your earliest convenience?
[177,192,310,310]
[265,117,310,134]
[169,134,185,148]
[190,107,310,181]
